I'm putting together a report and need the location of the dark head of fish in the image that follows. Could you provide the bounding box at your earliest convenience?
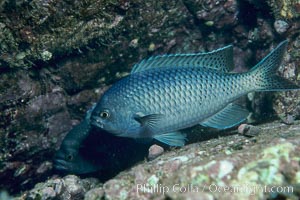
[54,140,101,174]
[54,124,150,178]
[53,113,102,174]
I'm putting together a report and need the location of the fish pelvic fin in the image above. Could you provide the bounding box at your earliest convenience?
[85,103,96,121]
[134,113,187,146]
[250,40,299,91]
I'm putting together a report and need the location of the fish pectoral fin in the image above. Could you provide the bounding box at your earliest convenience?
[85,103,96,120]
[200,103,249,129]
[154,132,187,147]
[134,113,164,132]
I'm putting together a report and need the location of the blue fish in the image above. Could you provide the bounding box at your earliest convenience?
[91,41,299,146]
[54,106,99,174]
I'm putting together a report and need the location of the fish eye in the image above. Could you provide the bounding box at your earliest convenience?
[66,154,73,161]
[100,110,110,119]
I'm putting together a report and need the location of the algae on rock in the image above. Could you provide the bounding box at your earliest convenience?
[267,0,300,19]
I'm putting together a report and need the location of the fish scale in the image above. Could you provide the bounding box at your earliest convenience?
[91,41,299,146]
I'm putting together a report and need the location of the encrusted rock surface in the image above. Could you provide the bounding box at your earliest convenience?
[267,0,300,20]
[15,121,300,200]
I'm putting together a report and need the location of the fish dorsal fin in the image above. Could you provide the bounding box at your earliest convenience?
[200,103,249,129]
[131,45,234,73]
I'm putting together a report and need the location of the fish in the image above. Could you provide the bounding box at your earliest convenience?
[54,105,150,175]
[54,105,99,174]
[91,41,299,147]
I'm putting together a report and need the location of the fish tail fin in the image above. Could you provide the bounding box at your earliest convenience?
[250,40,299,91]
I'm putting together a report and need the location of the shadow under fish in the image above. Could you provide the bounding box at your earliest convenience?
[54,111,150,180]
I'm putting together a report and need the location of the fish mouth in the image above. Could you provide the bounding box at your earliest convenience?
[91,116,104,129]
[53,158,69,172]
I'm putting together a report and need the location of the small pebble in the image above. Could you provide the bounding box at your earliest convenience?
[84,188,105,200]
[148,43,156,51]
[148,144,164,160]
[274,20,289,34]
[282,114,295,125]
[129,38,139,48]
[238,124,260,137]
[36,161,53,174]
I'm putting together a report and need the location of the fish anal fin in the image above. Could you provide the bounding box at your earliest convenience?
[200,103,249,129]
[154,132,187,147]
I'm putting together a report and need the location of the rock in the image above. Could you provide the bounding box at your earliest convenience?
[274,20,289,34]
[168,191,214,200]
[266,0,300,19]
[0,191,14,200]
[36,161,53,175]
[248,18,274,44]
[84,187,105,200]
[0,0,192,69]
[82,121,300,200]
[57,59,107,94]
[24,175,99,200]
[148,145,164,161]
[238,124,261,137]
[282,114,295,125]
[0,0,299,197]
[9,121,300,200]
[183,0,239,29]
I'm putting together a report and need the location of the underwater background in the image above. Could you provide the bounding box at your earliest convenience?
[0,0,300,199]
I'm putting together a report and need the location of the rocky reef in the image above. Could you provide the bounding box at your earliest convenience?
[13,121,300,200]
[267,0,300,20]
[0,0,300,199]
